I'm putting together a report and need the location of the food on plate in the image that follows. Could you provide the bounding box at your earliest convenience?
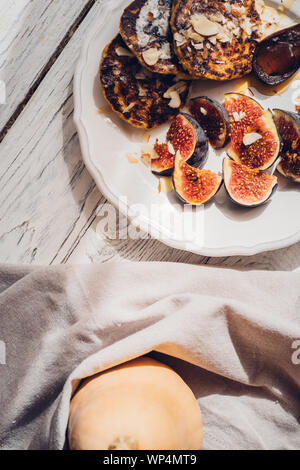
[223,158,278,207]
[120,0,179,75]
[99,35,190,129]
[252,23,300,86]
[189,96,230,148]
[68,357,203,450]
[273,109,300,183]
[223,93,282,170]
[151,113,208,176]
[173,150,222,205]
[170,0,267,80]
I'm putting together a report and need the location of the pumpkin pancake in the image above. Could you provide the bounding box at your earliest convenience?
[99,35,190,129]
[120,0,179,75]
[170,0,268,80]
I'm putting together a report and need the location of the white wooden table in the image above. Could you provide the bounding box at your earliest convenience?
[1,0,300,271]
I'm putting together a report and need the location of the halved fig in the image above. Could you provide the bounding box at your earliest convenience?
[151,113,208,176]
[223,159,278,208]
[173,151,222,205]
[253,23,300,86]
[189,97,230,149]
[273,109,300,183]
[224,93,282,170]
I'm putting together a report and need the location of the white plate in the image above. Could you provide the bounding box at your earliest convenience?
[74,0,300,257]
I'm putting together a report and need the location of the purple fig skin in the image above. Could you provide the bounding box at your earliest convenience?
[190,96,230,148]
[273,109,300,183]
[252,23,300,86]
[151,113,208,176]
[180,113,209,169]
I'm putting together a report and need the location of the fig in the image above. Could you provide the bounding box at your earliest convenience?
[273,109,300,183]
[172,151,222,206]
[223,159,278,208]
[253,23,300,86]
[151,113,208,176]
[223,93,282,170]
[189,96,230,149]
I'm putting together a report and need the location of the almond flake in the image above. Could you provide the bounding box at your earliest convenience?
[138,84,147,97]
[167,141,175,154]
[163,82,187,99]
[123,102,136,113]
[232,111,241,122]
[186,27,204,42]
[209,35,217,45]
[141,144,159,160]
[174,32,187,46]
[116,47,134,57]
[200,107,207,115]
[168,91,181,109]
[243,132,262,146]
[193,42,204,50]
[142,48,162,66]
[191,14,219,37]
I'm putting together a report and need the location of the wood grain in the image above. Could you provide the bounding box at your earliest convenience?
[0,0,299,271]
[0,0,96,137]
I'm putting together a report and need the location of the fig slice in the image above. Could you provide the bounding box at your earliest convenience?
[189,96,230,149]
[173,151,222,205]
[253,23,300,86]
[273,109,300,183]
[151,113,208,176]
[223,159,278,208]
[223,93,282,170]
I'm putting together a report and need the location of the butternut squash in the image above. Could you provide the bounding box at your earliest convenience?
[68,356,202,450]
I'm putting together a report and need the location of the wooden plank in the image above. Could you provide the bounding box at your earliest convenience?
[0,1,106,265]
[1,1,299,270]
[0,0,96,135]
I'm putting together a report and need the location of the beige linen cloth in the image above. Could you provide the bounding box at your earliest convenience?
[0,261,299,450]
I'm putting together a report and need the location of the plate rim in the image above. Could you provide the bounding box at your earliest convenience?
[73,0,300,257]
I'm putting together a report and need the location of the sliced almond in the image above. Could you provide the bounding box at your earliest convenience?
[174,32,187,46]
[167,141,175,154]
[186,27,204,42]
[142,48,162,66]
[232,111,241,122]
[217,29,231,42]
[138,84,147,97]
[123,102,136,113]
[141,144,160,160]
[208,11,225,23]
[163,81,187,99]
[168,91,181,109]
[209,35,217,45]
[193,42,204,50]
[191,14,219,36]
[200,107,207,115]
[243,132,262,146]
[116,47,134,57]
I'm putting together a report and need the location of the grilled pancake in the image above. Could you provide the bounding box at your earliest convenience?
[120,0,179,75]
[99,35,190,129]
[171,0,266,80]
